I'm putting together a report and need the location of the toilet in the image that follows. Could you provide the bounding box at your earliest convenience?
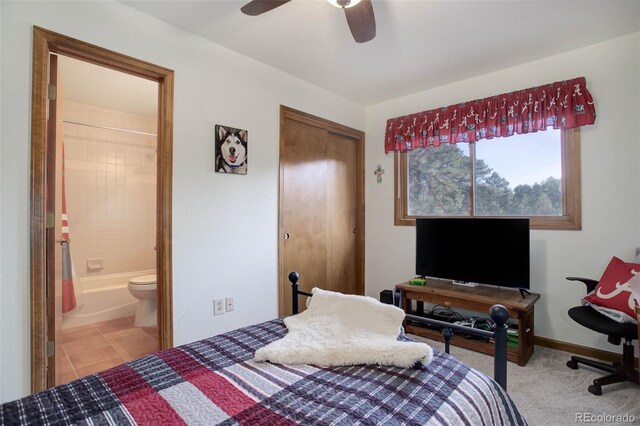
[128,274,157,327]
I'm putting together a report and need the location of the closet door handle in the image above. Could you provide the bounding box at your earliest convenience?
[283,233,290,240]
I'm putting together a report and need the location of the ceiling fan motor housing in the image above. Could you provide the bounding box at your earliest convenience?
[241,0,375,43]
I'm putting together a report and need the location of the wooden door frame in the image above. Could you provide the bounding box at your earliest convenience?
[278,105,365,316]
[30,26,174,392]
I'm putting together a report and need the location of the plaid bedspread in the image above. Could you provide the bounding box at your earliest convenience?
[1,319,526,425]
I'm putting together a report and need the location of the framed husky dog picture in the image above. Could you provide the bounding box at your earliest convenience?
[215,124,248,174]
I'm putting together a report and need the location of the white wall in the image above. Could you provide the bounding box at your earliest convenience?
[0,1,364,403]
[365,33,640,354]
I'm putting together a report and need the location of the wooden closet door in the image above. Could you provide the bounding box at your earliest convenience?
[279,107,364,316]
[280,117,329,315]
[326,131,357,294]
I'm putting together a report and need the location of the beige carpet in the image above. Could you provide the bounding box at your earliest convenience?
[411,335,640,426]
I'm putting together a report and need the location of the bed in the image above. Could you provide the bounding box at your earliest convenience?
[1,274,527,425]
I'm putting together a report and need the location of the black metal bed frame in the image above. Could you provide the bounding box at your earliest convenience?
[288,271,509,390]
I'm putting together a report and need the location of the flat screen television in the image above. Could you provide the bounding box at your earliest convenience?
[416,218,530,289]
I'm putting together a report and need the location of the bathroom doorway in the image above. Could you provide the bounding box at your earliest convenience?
[54,54,159,385]
[30,27,174,392]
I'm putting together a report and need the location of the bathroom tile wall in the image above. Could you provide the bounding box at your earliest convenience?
[63,101,157,278]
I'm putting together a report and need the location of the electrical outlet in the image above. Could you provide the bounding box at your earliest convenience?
[225,297,234,312]
[214,298,225,316]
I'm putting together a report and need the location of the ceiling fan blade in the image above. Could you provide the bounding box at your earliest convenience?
[344,0,376,43]
[241,0,293,16]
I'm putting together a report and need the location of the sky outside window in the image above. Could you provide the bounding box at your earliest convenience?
[474,129,561,188]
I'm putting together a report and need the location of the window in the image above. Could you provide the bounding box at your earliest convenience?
[395,129,581,230]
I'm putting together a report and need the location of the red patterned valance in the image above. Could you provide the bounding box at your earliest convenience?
[384,77,596,153]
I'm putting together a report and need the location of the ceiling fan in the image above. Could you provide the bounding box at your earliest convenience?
[240,0,376,43]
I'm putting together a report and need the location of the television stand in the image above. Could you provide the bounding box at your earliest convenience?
[396,279,540,366]
[452,280,479,288]
[519,288,532,298]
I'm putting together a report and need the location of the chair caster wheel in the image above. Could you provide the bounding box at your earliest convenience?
[588,384,602,396]
[566,360,578,370]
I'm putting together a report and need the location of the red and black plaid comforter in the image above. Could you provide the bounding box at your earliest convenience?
[1,319,526,425]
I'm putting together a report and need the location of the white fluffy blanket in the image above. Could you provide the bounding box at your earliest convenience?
[254,288,433,368]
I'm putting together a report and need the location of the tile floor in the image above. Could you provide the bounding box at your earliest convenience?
[57,316,158,386]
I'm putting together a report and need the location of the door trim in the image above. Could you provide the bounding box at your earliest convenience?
[30,26,174,392]
[278,105,365,316]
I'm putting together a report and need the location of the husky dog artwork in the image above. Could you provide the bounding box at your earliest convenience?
[215,125,248,174]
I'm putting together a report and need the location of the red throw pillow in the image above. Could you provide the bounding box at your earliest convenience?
[584,256,640,318]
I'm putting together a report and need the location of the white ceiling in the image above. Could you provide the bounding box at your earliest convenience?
[60,0,640,112]
[58,55,158,116]
[120,0,640,106]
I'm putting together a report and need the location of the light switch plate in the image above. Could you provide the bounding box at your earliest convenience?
[225,297,234,312]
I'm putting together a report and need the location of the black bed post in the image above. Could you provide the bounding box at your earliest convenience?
[441,327,453,354]
[490,304,509,390]
[289,271,300,314]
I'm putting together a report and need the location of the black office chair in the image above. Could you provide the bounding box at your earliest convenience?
[565,277,639,395]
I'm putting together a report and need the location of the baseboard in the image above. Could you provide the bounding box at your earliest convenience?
[534,336,639,368]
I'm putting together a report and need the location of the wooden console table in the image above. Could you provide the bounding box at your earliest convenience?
[396,279,540,366]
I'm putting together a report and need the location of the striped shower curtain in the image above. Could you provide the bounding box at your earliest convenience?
[61,142,77,313]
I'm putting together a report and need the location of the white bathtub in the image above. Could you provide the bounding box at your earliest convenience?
[61,270,155,330]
